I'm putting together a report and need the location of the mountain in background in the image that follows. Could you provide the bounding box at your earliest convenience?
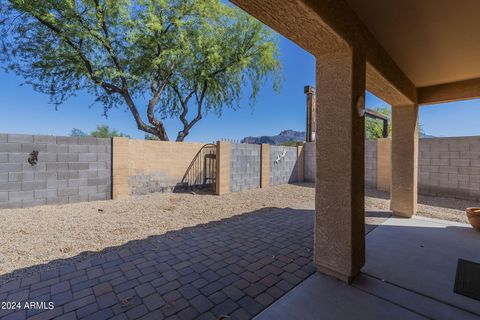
[242,129,435,146]
[241,130,305,145]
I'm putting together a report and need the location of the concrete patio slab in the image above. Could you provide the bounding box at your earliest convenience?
[255,272,426,320]
[256,216,480,320]
[363,216,480,316]
[352,274,478,320]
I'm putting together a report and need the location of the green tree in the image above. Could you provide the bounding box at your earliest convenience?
[365,107,426,140]
[70,128,87,137]
[89,125,129,138]
[365,107,391,140]
[144,133,160,141]
[0,0,281,141]
[281,140,299,147]
[70,125,129,138]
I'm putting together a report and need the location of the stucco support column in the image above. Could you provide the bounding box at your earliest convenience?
[391,104,419,218]
[315,49,366,283]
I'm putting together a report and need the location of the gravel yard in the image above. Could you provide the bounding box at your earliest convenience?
[0,184,315,283]
[366,188,473,224]
[0,183,474,284]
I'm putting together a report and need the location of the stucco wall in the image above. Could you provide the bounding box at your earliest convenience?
[230,143,261,192]
[0,133,111,209]
[112,138,206,196]
[269,145,298,186]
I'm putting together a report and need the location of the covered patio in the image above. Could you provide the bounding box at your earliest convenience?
[1,0,480,318]
[231,0,480,281]
[229,0,480,318]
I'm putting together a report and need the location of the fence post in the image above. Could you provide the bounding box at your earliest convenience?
[297,142,305,182]
[376,138,391,192]
[261,144,270,188]
[112,137,130,199]
[216,141,231,195]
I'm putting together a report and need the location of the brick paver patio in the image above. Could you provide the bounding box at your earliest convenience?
[0,208,315,320]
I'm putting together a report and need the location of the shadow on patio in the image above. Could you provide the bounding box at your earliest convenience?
[0,207,315,320]
[0,207,391,320]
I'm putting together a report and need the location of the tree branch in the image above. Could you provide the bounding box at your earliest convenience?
[147,64,176,128]
[29,11,170,140]
[175,81,208,141]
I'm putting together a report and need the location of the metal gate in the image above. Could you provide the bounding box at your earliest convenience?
[177,144,217,192]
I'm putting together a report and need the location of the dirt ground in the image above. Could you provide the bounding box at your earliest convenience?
[0,183,474,284]
[0,184,315,283]
[366,188,472,224]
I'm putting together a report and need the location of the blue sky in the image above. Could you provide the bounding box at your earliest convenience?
[0,33,479,141]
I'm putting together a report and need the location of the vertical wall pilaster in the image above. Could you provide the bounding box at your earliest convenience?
[391,104,419,217]
[216,141,231,195]
[261,144,270,188]
[297,142,305,182]
[112,137,130,199]
[376,138,391,192]
[314,48,366,283]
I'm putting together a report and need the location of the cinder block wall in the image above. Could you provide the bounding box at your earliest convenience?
[0,133,111,209]
[269,145,298,185]
[230,143,261,192]
[419,137,480,200]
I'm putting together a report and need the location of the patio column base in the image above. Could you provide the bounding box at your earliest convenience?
[316,265,355,283]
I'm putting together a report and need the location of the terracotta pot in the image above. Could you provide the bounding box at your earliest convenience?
[466,207,480,231]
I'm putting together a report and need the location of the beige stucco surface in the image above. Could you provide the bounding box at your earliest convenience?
[216,141,231,195]
[391,105,419,218]
[314,49,366,282]
[346,0,480,87]
[376,138,391,192]
[112,138,205,198]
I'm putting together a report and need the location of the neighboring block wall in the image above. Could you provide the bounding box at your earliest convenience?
[365,141,377,187]
[269,145,298,186]
[354,136,480,201]
[230,143,261,192]
[0,133,111,209]
[112,138,205,197]
[419,137,480,200]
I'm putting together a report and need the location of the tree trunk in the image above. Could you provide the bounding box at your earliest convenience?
[154,123,169,141]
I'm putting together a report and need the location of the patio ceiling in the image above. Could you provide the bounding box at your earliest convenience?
[231,0,480,105]
[346,0,480,88]
[346,0,480,104]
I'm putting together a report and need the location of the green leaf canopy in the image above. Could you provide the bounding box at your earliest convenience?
[0,0,282,141]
